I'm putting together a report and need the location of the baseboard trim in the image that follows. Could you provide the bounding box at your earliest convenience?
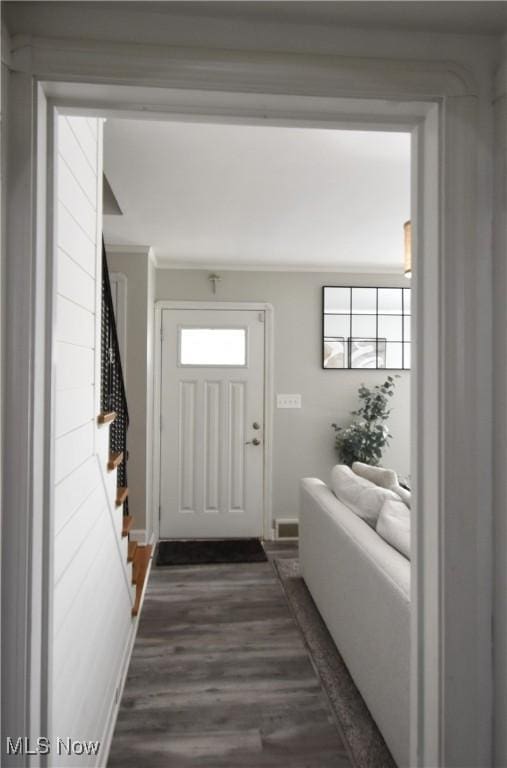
[136,546,154,616]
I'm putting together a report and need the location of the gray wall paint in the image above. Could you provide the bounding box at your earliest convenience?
[155,269,411,526]
[107,249,151,535]
[107,261,410,532]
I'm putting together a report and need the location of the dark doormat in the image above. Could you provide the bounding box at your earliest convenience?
[156,538,268,566]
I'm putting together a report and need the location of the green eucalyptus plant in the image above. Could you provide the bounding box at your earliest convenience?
[331,375,399,467]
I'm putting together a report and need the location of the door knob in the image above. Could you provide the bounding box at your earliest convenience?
[252,422,261,430]
[245,438,261,446]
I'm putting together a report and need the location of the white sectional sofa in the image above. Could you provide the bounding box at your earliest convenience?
[299,473,411,767]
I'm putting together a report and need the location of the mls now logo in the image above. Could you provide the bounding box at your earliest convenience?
[6,738,51,756]
[6,737,100,756]
[56,738,100,756]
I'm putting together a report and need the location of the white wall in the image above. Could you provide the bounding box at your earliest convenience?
[154,269,410,530]
[52,116,134,766]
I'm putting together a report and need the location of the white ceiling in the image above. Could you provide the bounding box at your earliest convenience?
[103,119,410,271]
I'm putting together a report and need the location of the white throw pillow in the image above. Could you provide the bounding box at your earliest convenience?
[352,461,398,489]
[393,484,411,508]
[352,461,411,508]
[330,464,401,528]
[376,498,411,559]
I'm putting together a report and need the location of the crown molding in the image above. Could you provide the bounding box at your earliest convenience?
[494,35,507,100]
[148,247,159,268]
[2,26,11,67]
[105,243,151,255]
[153,260,406,276]
[10,34,478,100]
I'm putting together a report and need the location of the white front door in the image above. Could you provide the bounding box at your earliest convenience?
[159,307,265,538]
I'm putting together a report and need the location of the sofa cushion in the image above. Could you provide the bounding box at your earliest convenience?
[352,461,411,508]
[352,461,398,489]
[330,464,400,528]
[376,498,411,559]
[393,484,411,508]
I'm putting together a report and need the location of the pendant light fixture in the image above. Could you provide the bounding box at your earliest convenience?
[403,220,412,279]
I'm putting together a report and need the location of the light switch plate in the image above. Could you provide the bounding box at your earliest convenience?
[277,394,302,409]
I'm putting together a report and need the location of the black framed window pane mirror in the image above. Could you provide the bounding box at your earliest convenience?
[325,287,351,314]
[378,287,403,314]
[403,288,411,313]
[324,314,350,339]
[323,286,411,370]
[352,315,377,337]
[403,315,411,341]
[350,338,381,369]
[323,339,346,368]
[378,314,402,340]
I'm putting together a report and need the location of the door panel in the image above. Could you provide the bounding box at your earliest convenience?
[160,308,264,538]
[179,380,197,512]
[229,381,246,511]
[204,381,221,511]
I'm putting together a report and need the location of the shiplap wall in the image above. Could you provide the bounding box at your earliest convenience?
[52,115,134,766]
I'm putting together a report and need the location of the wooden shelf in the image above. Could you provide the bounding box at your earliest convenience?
[108,451,124,471]
[116,486,129,508]
[132,553,139,585]
[97,411,117,425]
[132,545,153,617]
[127,540,137,563]
[121,515,133,537]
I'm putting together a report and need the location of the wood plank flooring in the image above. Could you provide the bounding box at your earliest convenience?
[108,542,352,767]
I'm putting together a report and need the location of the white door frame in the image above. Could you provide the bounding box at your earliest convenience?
[3,40,492,766]
[153,301,274,543]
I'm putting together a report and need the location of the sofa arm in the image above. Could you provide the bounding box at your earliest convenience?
[299,476,410,768]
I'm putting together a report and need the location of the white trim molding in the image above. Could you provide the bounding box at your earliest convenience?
[440,94,492,764]
[2,72,49,763]
[1,36,493,768]
[1,25,12,68]
[493,44,507,766]
[152,260,406,274]
[106,244,152,256]
[10,34,479,99]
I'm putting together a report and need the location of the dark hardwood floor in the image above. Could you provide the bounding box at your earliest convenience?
[108,541,352,767]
